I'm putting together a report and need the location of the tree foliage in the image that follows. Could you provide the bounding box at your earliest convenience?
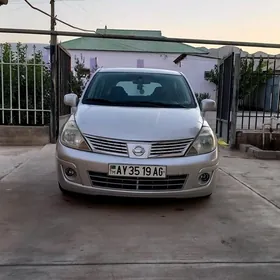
[204,65,219,86]
[205,57,273,108]
[0,42,51,125]
[70,55,91,97]
[0,43,91,125]
[239,58,273,101]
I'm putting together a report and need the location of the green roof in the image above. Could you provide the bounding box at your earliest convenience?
[60,29,207,54]
[197,47,209,52]
[96,28,162,37]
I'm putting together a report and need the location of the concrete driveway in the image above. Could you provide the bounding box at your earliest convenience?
[0,145,280,279]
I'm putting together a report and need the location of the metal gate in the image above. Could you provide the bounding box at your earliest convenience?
[216,52,235,144]
[55,45,71,139]
[57,45,71,117]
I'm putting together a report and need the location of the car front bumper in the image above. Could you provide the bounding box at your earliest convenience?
[56,141,219,198]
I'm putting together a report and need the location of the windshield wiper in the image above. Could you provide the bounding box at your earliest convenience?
[125,101,188,108]
[83,98,122,105]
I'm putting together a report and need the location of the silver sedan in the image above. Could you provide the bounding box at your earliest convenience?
[56,68,219,198]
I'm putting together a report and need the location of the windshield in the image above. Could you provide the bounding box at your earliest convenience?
[82,71,197,108]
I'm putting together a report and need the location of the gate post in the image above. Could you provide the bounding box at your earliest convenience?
[215,58,224,138]
[216,52,234,143]
[49,0,58,144]
[230,53,241,148]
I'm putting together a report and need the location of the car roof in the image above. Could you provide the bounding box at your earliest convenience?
[98,67,182,76]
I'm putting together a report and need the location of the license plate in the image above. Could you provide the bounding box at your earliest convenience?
[108,164,167,178]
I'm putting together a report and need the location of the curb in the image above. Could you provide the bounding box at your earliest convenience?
[239,144,280,160]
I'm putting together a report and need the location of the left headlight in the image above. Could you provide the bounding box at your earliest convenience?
[61,119,91,151]
[186,126,217,156]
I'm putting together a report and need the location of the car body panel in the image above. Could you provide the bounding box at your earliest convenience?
[56,67,219,198]
[75,105,203,141]
[56,142,219,198]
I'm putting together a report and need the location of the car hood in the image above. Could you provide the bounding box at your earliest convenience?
[75,104,203,141]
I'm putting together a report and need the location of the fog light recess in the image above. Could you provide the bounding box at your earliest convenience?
[198,172,211,185]
[65,167,77,178]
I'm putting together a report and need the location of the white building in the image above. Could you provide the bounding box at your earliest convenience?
[60,28,218,129]
[60,29,218,98]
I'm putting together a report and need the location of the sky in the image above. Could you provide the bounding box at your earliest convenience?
[1,0,280,54]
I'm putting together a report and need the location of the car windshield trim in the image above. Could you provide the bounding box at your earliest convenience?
[83,99,190,108]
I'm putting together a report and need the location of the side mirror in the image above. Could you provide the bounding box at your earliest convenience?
[201,99,216,113]
[64,93,78,107]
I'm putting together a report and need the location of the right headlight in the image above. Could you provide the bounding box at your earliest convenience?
[60,118,91,152]
[186,126,217,156]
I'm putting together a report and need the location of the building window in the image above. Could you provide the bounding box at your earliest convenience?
[90,57,98,73]
[137,59,144,68]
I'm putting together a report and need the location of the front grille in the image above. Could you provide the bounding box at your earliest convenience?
[84,134,193,158]
[150,139,193,158]
[88,171,187,191]
[84,135,128,157]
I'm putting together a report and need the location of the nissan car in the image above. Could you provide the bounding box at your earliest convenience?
[56,68,219,198]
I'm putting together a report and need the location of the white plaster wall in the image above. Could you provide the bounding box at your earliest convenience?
[69,50,217,130]
[179,55,217,131]
[179,55,217,101]
[69,50,217,95]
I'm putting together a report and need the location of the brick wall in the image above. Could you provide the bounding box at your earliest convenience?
[0,126,49,146]
[236,130,280,150]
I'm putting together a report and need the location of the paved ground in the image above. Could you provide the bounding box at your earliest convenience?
[220,149,280,208]
[0,145,280,279]
[0,146,42,180]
